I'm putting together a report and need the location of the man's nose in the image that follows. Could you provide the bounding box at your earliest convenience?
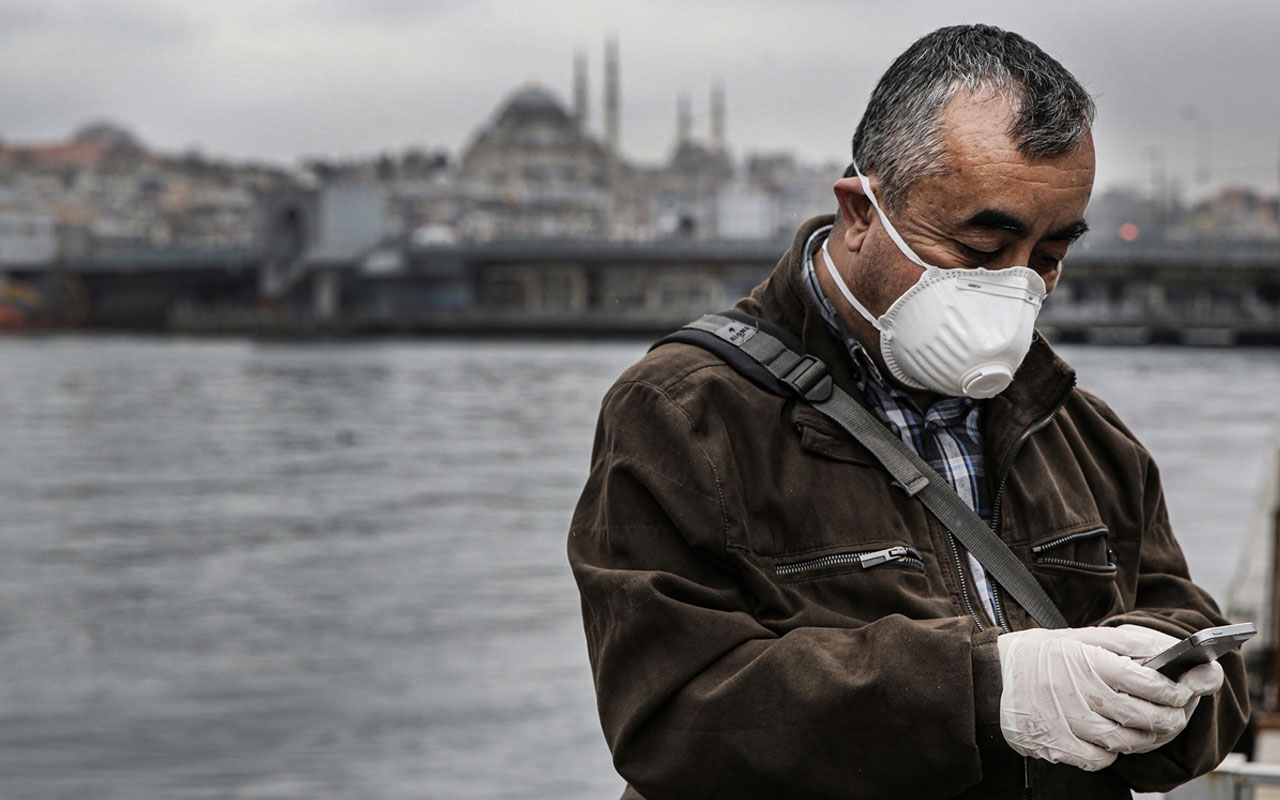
[992,243,1036,269]
[985,245,1060,292]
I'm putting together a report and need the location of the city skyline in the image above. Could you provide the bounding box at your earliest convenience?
[3,1,1279,197]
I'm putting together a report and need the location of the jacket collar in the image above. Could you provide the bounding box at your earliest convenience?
[739,214,868,406]
[984,333,1078,473]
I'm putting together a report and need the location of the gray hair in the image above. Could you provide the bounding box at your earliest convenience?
[849,24,1096,210]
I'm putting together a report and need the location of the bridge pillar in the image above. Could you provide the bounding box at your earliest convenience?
[1146,282,1169,322]
[313,270,340,320]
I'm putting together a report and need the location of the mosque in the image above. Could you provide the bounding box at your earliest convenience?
[455,40,745,242]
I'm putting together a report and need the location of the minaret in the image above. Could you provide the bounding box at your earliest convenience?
[711,81,726,154]
[604,36,620,158]
[572,50,588,133]
[677,93,692,147]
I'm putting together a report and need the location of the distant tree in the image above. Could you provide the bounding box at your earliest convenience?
[402,148,450,177]
[377,154,395,182]
[304,159,336,183]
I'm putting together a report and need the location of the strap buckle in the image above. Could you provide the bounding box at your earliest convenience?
[779,354,833,402]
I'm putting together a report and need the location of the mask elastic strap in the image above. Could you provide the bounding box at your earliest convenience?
[820,236,883,332]
[851,160,930,270]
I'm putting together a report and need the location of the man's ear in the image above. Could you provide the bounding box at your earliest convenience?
[832,176,874,252]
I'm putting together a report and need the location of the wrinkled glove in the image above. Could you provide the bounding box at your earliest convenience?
[997,625,1201,771]
[1074,625,1225,753]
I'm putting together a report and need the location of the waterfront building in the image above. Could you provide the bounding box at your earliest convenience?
[0,122,289,260]
[0,210,57,265]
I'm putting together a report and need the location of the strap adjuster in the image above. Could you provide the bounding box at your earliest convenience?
[779,354,833,402]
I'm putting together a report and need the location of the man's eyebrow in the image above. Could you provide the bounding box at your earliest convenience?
[1048,219,1090,242]
[963,209,1089,242]
[964,209,1028,235]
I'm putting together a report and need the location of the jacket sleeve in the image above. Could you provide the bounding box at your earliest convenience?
[1091,400,1251,791]
[568,377,1003,799]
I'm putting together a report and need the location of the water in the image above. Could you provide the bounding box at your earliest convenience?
[0,336,1277,799]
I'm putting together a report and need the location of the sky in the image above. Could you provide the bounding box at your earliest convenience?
[2,0,1279,198]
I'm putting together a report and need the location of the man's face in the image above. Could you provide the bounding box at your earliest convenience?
[850,90,1096,320]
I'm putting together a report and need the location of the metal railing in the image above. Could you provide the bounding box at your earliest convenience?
[1167,754,1280,800]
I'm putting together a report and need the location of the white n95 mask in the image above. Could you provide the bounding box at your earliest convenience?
[819,163,1048,399]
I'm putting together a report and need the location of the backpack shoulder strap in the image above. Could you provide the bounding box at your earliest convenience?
[651,311,833,402]
[654,312,1069,629]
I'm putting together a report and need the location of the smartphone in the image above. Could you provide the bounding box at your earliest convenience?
[1141,622,1256,678]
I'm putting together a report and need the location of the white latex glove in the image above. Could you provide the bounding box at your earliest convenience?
[1129,659,1224,753]
[1070,625,1226,753]
[997,625,1198,771]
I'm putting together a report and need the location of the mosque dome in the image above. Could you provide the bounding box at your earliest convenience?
[493,84,573,128]
[459,81,607,190]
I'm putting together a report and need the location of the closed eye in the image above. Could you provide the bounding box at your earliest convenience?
[956,242,999,263]
[1032,254,1063,272]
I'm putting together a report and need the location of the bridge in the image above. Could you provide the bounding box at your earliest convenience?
[345,238,1280,344]
[3,239,1279,343]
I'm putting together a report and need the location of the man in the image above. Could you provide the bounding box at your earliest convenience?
[569,24,1248,799]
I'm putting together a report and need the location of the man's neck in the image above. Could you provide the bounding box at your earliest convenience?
[815,229,941,410]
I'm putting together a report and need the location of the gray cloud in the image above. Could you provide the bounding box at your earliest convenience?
[1,0,1278,193]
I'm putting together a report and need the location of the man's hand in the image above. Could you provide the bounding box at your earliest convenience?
[1086,626,1225,754]
[996,625,1218,770]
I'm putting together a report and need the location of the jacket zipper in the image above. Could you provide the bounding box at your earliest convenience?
[947,534,985,632]
[775,546,923,577]
[957,385,1075,639]
[986,378,1075,629]
[1030,527,1108,553]
[991,580,1010,632]
[1034,555,1117,573]
[1031,527,1117,573]
[990,377,1076,541]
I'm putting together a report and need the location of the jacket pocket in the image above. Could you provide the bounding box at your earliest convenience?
[775,545,925,580]
[1031,527,1116,575]
[757,543,945,626]
[793,419,882,467]
[1029,526,1122,627]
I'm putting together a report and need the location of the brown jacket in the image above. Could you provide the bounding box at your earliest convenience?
[568,215,1248,799]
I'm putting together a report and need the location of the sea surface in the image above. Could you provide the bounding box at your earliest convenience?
[0,335,1278,799]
